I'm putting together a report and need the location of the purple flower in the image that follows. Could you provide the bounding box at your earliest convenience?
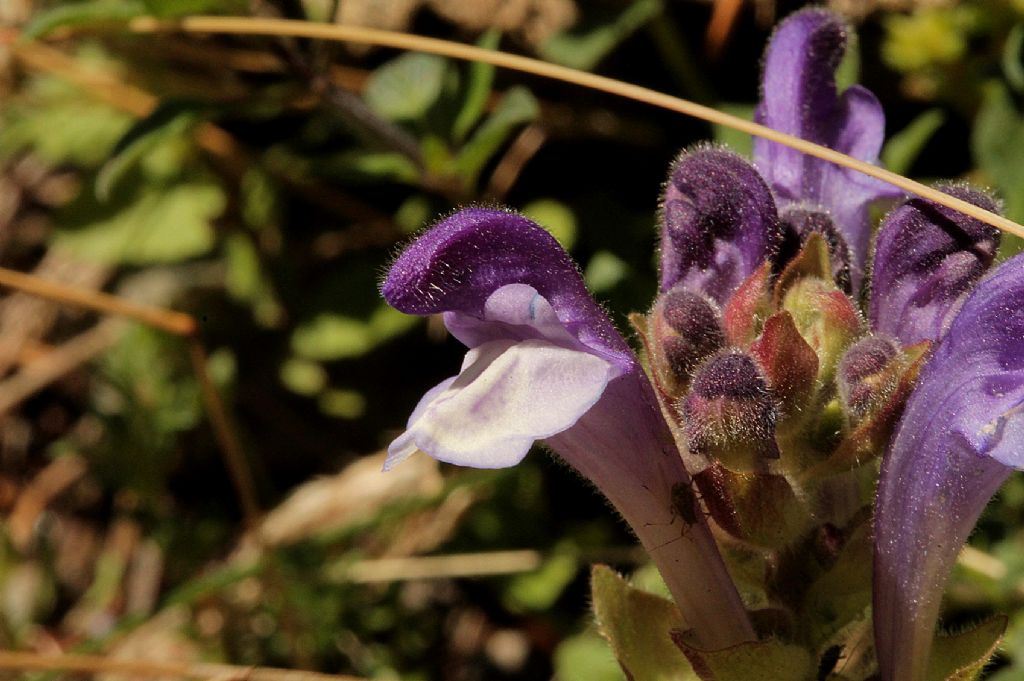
[659,146,780,302]
[382,208,630,471]
[873,254,1024,681]
[382,208,754,649]
[753,8,901,290]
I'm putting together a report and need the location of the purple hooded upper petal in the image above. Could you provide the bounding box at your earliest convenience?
[383,207,634,371]
[873,254,1024,681]
[659,146,781,303]
[753,8,900,288]
[869,185,1001,346]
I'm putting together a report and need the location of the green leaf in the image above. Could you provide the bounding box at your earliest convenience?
[54,175,225,264]
[364,52,448,121]
[97,102,202,200]
[834,29,861,92]
[672,635,811,681]
[881,109,945,176]
[585,251,629,293]
[224,233,282,326]
[555,631,627,681]
[973,81,1024,254]
[800,519,873,649]
[590,565,697,681]
[279,358,327,397]
[292,314,375,361]
[239,167,281,230]
[1,75,132,166]
[1003,24,1024,93]
[505,547,578,612]
[21,0,146,41]
[452,29,501,143]
[290,305,418,361]
[454,86,539,182]
[139,0,246,17]
[712,103,755,158]
[319,150,421,184]
[523,199,577,250]
[318,389,366,419]
[91,324,200,493]
[540,0,662,71]
[882,7,971,73]
[926,616,1006,681]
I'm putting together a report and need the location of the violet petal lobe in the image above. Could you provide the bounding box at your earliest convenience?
[659,146,780,302]
[753,8,900,285]
[873,254,1024,681]
[869,184,1001,346]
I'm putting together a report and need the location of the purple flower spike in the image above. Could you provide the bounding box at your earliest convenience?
[660,146,780,303]
[870,185,1001,346]
[873,254,1024,681]
[384,208,755,649]
[754,9,900,287]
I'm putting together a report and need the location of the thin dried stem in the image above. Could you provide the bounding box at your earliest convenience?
[485,124,547,200]
[0,318,123,416]
[0,651,368,680]
[339,549,543,583]
[8,452,88,549]
[188,339,263,529]
[0,267,196,336]
[9,38,156,116]
[329,547,646,583]
[115,15,1024,241]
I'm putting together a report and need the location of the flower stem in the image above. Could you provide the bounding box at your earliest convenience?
[547,374,755,649]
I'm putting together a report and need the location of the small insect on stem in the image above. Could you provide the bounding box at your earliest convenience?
[644,482,709,551]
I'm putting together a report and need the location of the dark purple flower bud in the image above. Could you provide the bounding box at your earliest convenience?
[778,206,852,292]
[837,335,903,422]
[650,287,726,396]
[680,350,780,471]
[659,146,781,304]
[869,184,1001,346]
[874,254,1024,681]
[754,9,901,288]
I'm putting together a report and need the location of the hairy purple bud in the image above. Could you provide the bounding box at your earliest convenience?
[837,335,903,422]
[650,287,726,396]
[660,146,781,303]
[680,351,780,472]
[870,184,1001,346]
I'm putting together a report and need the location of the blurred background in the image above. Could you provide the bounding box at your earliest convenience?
[2,0,1024,679]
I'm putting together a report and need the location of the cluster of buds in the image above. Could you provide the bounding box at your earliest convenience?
[380,9,1024,681]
